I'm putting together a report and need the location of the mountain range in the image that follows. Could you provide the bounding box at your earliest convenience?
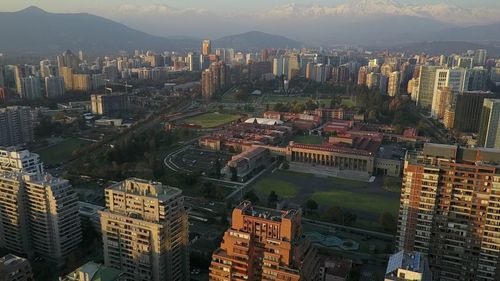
[0,6,499,55]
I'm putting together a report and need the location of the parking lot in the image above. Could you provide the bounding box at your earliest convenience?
[172,148,233,176]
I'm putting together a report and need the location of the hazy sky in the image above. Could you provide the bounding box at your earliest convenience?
[3,0,500,13]
[2,0,500,42]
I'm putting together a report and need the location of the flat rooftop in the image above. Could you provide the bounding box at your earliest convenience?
[107,177,182,200]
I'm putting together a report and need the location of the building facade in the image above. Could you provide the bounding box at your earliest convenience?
[0,106,34,146]
[209,201,320,281]
[478,99,500,149]
[99,178,189,281]
[397,143,500,281]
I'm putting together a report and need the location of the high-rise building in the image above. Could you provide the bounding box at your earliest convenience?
[60,66,74,90]
[201,62,229,100]
[397,143,500,281]
[0,147,44,174]
[39,59,53,78]
[209,201,320,281]
[490,67,500,85]
[451,91,492,132]
[72,74,92,92]
[202,39,212,56]
[473,49,487,66]
[457,56,473,69]
[90,92,130,116]
[384,251,431,281]
[187,52,200,71]
[100,178,189,281]
[416,66,438,109]
[24,174,82,261]
[287,54,300,79]
[45,75,65,98]
[357,66,368,86]
[0,254,34,281]
[0,155,81,263]
[20,76,41,100]
[468,67,488,91]
[0,106,34,146]
[387,71,400,97]
[366,73,380,90]
[430,87,452,119]
[478,99,500,149]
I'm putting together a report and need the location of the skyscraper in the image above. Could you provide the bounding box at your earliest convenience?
[45,75,65,98]
[187,52,200,71]
[100,178,189,281]
[20,76,41,100]
[0,106,34,146]
[202,39,211,56]
[0,149,81,262]
[387,71,400,97]
[416,66,438,109]
[201,61,229,100]
[473,49,487,66]
[357,66,368,86]
[209,201,320,281]
[478,99,500,149]
[451,91,492,132]
[397,143,500,281]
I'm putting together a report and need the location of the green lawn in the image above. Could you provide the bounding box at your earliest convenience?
[292,135,324,145]
[183,112,241,128]
[254,178,298,199]
[341,98,356,107]
[311,190,399,216]
[36,138,91,165]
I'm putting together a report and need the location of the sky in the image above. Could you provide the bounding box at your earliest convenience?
[2,0,500,42]
[2,0,500,12]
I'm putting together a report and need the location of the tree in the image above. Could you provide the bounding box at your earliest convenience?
[267,191,279,208]
[323,206,344,223]
[305,199,318,212]
[282,161,289,170]
[214,159,221,179]
[230,166,238,181]
[343,211,357,226]
[378,212,397,233]
[243,191,259,204]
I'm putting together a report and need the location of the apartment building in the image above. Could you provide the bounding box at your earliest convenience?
[397,143,500,281]
[99,178,189,281]
[209,201,320,281]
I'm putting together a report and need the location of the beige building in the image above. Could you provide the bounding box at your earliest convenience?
[72,74,92,92]
[0,147,44,174]
[61,66,74,90]
[387,71,400,97]
[0,148,81,262]
[91,93,130,116]
[100,178,189,281]
[0,254,34,281]
[0,172,82,262]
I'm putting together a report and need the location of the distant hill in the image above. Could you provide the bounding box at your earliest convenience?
[213,31,302,50]
[0,6,198,55]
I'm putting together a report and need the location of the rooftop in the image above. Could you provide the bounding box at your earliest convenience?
[236,201,299,222]
[107,177,182,200]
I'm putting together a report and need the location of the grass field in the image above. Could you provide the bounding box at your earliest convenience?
[254,178,298,198]
[311,190,400,216]
[183,112,241,128]
[292,135,324,144]
[36,138,90,165]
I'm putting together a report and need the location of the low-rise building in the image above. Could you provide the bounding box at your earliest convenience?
[0,254,34,281]
[60,261,124,281]
[224,147,271,181]
[384,251,431,281]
